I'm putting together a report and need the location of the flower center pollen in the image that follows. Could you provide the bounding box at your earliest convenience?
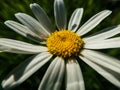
[46,30,84,58]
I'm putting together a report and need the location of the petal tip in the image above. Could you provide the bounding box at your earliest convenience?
[105,10,112,14]
[15,13,21,17]
[30,3,38,8]
[1,80,8,89]
[4,20,9,25]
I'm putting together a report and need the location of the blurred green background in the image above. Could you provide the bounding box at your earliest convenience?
[0,0,120,90]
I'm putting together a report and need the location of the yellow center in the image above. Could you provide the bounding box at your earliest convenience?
[46,30,84,58]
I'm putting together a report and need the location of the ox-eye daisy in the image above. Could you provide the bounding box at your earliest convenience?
[1,0,120,90]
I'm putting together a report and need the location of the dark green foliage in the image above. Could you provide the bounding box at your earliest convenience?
[0,0,120,90]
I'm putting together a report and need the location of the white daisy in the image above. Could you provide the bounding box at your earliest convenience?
[1,0,120,90]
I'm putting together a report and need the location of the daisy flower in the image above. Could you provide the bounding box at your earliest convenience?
[1,0,120,90]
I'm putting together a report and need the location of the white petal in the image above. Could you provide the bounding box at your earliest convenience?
[81,49,120,74]
[83,49,120,65]
[5,20,43,42]
[84,37,120,49]
[2,52,52,89]
[79,55,120,87]
[54,0,67,30]
[83,25,120,42]
[15,13,50,40]
[30,3,54,33]
[0,38,47,54]
[38,57,65,90]
[77,10,112,36]
[68,8,83,32]
[66,59,85,90]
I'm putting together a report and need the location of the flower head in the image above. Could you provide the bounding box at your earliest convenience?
[47,30,84,58]
[1,0,120,90]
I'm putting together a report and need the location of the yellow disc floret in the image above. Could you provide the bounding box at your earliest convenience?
[46,30,84,58]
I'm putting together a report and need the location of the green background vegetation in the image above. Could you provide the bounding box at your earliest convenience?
[0,0,120,90]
